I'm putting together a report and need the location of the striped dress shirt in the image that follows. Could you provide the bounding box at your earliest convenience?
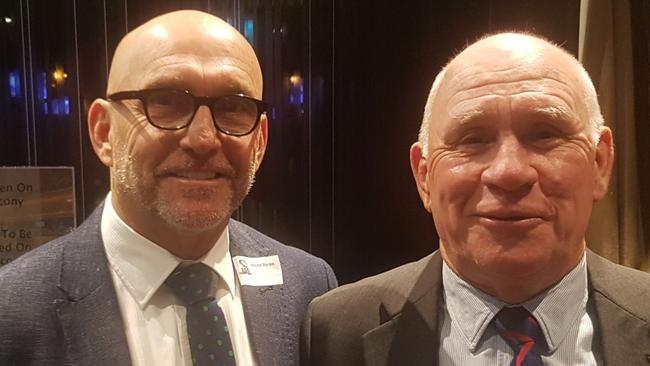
[439,254,599,365]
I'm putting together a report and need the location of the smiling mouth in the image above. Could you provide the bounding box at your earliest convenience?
[481,215,543,221]
[161,171,230,180]
[476,214,548,230]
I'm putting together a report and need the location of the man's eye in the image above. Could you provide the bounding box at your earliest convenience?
[220,100,246,113]
[531,128,563,142]
[458,134,489,146]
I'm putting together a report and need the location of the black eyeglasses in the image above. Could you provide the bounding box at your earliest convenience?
[107,88,268,136]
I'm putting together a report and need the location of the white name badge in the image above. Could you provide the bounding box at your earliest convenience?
[232,255,284,286]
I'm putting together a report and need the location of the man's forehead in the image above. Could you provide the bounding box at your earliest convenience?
[135,55,259,96]
[443,66,579,109]
[107,10,262,95]
[132,10,238,42]
[434,38,581,109]
[137,16,240,51]
[420,35,593,143]
[445,39,546,87]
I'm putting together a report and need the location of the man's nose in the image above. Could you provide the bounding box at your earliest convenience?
[481,138,538,193]
[179,105,222,154]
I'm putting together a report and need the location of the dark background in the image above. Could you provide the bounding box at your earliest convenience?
[1,0,647,284]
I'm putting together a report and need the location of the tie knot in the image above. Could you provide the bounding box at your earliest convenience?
[497,307,536,325]
[165,263,216,305]
[494,306,545,347]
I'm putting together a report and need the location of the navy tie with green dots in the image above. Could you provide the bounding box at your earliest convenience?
[165,263,237,366]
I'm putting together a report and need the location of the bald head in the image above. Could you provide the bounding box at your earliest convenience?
[107,10,263,97]
[419,32,603,156]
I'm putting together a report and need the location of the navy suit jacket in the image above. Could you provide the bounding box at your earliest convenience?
[0,205,337,366]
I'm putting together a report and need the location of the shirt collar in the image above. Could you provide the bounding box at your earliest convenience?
[198,227,237,300]
[442,261,502,351]
[525,254,588,352]
[442,253,588,353]
[101,193,236,309]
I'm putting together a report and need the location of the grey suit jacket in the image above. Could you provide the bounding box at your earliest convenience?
[0,205,337,366]
[302,250,650,366]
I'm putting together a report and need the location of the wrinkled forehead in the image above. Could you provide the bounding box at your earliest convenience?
[432,38,587,122]
[107,14,262,96]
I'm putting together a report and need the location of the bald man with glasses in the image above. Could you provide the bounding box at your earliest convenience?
[0,10,336,366]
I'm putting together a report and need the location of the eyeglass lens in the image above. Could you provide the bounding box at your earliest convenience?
[145,90,260,135]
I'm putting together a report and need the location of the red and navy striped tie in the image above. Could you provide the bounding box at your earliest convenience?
[493,306,544,366]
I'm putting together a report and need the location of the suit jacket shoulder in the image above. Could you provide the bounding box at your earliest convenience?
[229,220,338,366]
[0,205,130,366]
[0,230,67,364]
[587,250,650,319]
[229,219,337,290]
[303,252,442,366]
[586,250,650,365]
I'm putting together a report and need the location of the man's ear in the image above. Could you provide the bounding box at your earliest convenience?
[592,126,615,201]
[252,113,268,172]
[410,142,431,212]
[87,99,114,167]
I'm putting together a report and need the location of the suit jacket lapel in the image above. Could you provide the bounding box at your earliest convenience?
[55,206,132,365]
[229,221,291,366]
[362,253,443,366]
[587,251,650,366]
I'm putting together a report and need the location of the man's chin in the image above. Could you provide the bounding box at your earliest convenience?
[154,201,235,232]
[152,177,251,231]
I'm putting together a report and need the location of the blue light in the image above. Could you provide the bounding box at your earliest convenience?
[299,83,304,104]
[36,71,47,100]
[244,19,254,46]
[288,75,304,107]
[8,71,20,97]
[50,97,70,116]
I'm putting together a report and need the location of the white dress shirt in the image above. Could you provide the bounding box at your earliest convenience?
[439,254,599,365]
[101,193,256,366]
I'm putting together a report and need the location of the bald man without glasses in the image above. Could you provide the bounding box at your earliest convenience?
[0,10,336,366]
[301,33,650,366]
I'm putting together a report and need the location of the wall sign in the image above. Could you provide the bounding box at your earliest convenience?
[0,167,75,267]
